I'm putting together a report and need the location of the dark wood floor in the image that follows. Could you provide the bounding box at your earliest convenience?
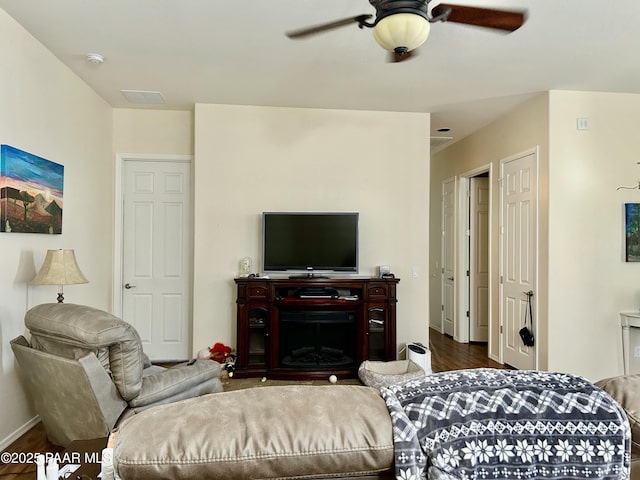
[429,327,505,372]
[0,327,502,478]
[0,421,63,479]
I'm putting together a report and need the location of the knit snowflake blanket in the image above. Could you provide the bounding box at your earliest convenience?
[381,368,630,480]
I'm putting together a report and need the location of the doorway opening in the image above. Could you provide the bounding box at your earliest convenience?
[467,172,490,343]
[453,166,492,350]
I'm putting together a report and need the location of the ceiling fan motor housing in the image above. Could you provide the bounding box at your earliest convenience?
[369,0,430,22]
[370,0,431,52]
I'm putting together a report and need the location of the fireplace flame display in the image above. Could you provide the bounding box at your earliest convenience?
[279,310,356,369]
[282,345,353,368]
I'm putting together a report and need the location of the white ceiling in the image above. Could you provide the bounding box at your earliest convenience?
[2,1,640,148]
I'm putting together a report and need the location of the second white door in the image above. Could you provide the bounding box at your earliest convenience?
[442,178,456,336]
[469,176,489,342]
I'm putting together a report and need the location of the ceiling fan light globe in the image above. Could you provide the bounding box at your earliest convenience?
[372,13,430,53]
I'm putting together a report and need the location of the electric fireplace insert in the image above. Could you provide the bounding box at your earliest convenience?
[279,310,357,369]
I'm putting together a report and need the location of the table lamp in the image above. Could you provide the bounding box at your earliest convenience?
[30,249,89,303]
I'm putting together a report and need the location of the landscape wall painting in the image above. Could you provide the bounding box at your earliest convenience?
[625,203,640,262]
[1,145,64,234]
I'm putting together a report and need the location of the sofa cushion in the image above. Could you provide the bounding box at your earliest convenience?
[114,385,394,480]
[595,375,640,457]
[26,303,145,401]
[129,360,223,412]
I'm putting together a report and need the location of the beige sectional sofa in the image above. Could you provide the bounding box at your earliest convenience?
[114,384,395,479]
[112,372,640,480]
[596,375,640,479]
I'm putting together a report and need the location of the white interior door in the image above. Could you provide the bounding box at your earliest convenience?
[442,178,455,336]
[470,176,489,342]
[501,152,537,369]
[122,160,191,361]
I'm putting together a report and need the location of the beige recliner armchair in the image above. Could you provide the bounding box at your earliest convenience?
[11,303,223,446]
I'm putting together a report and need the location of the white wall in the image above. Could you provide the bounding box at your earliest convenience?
[193,104,431,356]
[547,90,640,379]
[430,94,550,365]
[0,9,113,447]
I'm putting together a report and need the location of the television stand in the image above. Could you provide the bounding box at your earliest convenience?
[234,276,399,380]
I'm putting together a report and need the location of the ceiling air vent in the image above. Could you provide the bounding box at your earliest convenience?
[121,90,166,105]
[430,136,454,149]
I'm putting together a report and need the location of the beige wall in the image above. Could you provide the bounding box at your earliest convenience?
[112,109,194,155]
[193,104,431,356]
[430,94,550,366]
[548,90,640,379]
[0,10,113,447]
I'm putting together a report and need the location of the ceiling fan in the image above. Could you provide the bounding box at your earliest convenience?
[286,0,526,62]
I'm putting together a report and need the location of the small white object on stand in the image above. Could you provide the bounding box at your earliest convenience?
[45,457,58,480]
[35,454,46,480]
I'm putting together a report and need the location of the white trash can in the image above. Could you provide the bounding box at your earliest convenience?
[408,342,432,374]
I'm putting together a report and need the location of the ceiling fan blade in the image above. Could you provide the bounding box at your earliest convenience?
[286,14,373,39]
[432,3,525,32]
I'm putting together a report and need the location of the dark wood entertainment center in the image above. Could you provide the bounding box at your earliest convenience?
[235,276,399,380]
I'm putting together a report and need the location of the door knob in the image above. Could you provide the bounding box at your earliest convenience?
[447,277,454,281]
[124,283,136,289]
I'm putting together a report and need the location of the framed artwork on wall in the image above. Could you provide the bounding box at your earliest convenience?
[1,145,64,234]
[625,203,640,262]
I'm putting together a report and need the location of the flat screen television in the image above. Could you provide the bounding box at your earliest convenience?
[262,212,359,276]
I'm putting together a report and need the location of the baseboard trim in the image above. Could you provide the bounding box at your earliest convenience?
[430,324,443,334]
[0,415,40,451]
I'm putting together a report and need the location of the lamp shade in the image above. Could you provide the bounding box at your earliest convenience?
[372,13,431,53]
[30,249,89,286]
